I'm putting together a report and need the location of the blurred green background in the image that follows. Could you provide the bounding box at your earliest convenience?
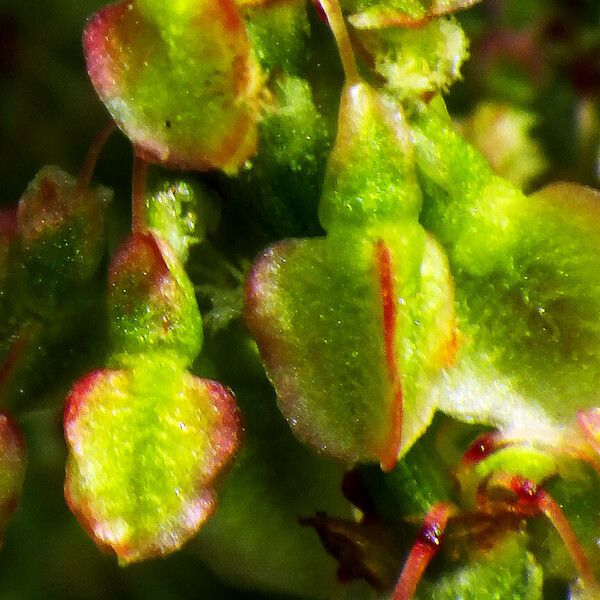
[1,1,599,599]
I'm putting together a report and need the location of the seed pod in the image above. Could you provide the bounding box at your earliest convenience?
[108,232,202,367]
[64,358,241,564]
[84,0,262,173]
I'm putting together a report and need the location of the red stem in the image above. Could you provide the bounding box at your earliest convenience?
[494,474,599,593]
[537,489,598,591]
[460,431,505,468]
[392,502,453,600]
[75,120,116,198]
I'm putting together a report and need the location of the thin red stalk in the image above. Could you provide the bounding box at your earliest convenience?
[131,154,149,233]
[460,431,509,468]
[392,502,453,600]
[494,474,599,593]
[375,240,403,472]
[317,0,360,84]
[537,489,599,592]
[75,120,116,197]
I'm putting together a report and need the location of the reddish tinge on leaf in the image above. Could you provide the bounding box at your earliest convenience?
[0,412,27,545]
[17,165,111,282]
[577,409,600,456]
[64,361,241,564]
[245,232,453,469]
[84,0,261,173]
[107,232,203,366]
[0,207,17,241]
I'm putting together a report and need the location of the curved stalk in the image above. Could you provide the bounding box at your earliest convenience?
[75,120,116,197]
[317,0,360,84]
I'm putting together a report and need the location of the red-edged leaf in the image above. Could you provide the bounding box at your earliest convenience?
[245,233,454,469]
[17,165,111,282]
[64,360,241,564]
[108,232,202,366]
[84,0,261,173]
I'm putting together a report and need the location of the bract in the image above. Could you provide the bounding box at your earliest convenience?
[64,359,241,564]
[84,0,261,173]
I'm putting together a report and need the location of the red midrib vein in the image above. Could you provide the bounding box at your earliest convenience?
[375,240,403,472]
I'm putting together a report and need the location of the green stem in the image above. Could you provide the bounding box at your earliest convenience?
[318,0,360,84]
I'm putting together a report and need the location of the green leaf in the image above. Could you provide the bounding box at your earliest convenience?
[415,101,526,277]
[414,103,600,440]
[414,533,543,600]
[146,177,220,264]
[16,165,111,314]
[84,0,262,173]
[430,183,600,440]
[246,85,455,467]
[339,0,482,29]
[108,232,203,367]
[229,72,331,237]
[319,84,422,230]
[239,0,310,74]
[64,357,241,564]
[360,17,469,100]
[246,230,455,468]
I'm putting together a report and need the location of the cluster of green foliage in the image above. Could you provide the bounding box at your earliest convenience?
[1,1,600,599]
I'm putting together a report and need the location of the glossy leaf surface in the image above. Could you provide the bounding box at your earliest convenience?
[84,0,261,172]
[64,359,241,564]
[247,233,454,467]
